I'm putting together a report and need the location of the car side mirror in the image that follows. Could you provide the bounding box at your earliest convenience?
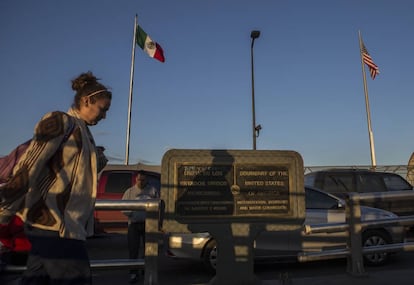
[337,202,345,209]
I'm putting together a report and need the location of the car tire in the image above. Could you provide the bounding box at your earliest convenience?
[202,239,217,272]
[362,229,391,266]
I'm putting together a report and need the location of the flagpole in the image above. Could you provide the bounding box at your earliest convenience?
[358,30,376,169]
[125,15,138,165]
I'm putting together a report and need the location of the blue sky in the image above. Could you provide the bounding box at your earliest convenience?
[1,0,413,167]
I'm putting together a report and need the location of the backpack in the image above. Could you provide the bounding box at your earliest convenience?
[0,140,31,184]
[0,116,75,184]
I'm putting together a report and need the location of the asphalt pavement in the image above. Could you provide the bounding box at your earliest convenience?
[2,231,414,285]
[261,268,414,285]
[204,269,413,285]
[3,262,414,285]
[89,267,414,285]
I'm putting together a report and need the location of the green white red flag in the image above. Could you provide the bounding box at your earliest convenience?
[136,25,165,62]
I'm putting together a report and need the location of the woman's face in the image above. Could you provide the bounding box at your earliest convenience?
[79,97,111,125]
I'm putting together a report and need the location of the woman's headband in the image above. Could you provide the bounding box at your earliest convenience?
[86,89,107,98]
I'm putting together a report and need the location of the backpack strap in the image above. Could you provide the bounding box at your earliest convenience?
[63,115,76,142]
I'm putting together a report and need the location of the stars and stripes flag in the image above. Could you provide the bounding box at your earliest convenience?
[361,41,379,80]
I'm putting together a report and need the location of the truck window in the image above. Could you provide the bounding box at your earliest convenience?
[105,172,133,194]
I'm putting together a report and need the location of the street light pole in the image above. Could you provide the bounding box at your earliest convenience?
[250,30,260,150]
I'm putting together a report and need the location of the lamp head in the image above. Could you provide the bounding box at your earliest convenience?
[250,30,261,39]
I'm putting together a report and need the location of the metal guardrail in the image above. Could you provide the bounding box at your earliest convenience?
[3,199,162,285]
[93,199,162,285]
[5,190,414,283]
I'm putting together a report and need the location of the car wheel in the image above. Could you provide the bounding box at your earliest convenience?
[202,239,217,272]
[362,229,391,266]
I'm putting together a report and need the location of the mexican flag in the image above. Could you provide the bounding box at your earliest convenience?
[136,25,165,62]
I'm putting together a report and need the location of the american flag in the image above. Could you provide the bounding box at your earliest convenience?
[361,41,380,80]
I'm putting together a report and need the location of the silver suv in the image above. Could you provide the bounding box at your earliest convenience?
[304,169,414,216]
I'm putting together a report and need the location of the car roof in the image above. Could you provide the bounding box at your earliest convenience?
[305,168,399,175]
[101,163,161,174]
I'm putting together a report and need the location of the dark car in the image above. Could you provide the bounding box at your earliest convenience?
[304,169,414,216]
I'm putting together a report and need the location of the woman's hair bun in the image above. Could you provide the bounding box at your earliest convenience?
[71,71,100,92]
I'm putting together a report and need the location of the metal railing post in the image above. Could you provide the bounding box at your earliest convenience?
[346,193,366,276]
[144,200,161,285]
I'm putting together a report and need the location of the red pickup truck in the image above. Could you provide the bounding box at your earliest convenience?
[94,163,161,233]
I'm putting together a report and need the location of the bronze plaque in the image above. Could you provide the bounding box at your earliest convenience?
[234,165,290,215]
[176,164,234,216]
[175,164,291,217]
[160,149,304,231]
